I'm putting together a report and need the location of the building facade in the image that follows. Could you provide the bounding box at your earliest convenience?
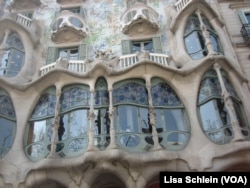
[0,0,250,187]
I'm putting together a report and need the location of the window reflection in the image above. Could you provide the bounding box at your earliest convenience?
[60,109,88,153]
[0,118,15,158]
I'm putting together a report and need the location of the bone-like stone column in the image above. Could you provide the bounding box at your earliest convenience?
[213,63,245,142]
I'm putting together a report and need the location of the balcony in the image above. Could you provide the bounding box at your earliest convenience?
[16,13,32,28]
[0,13,41,45]
[240,24,250,45]
[50,10,88,43]
[120,2,159,35]
[175,0,193,12]
[40,53,169,76]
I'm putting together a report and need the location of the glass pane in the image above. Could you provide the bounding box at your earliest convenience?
[163,109,188,131]
[94,108,110,149]
[0,50,10,76]
[0,95,16,120]
[94,90,109,106]
[151,82,182,107]
[69,17,83,28]
[210,34,222,53]
[155,109,164,132]
[69,48,78,60]
[199,99,230,132]
[140,107,149,130]
[120,134,140,148]
[113,82,148,106]
[0,118,15,149]
[59,49,68,59]
[131,42,142,53]
[198,76,221,103]
[118,106,139,133]
[68,138,88,153]
[31,94,56,119]
[185,32,204,59]
[61,87,89,112]
[143,41,153,52]
[28,121,46,143]
[6,49,25,77]
[245,13,250,23]
[61,109,88,140]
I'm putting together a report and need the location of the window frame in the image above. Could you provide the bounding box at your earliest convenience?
[121,36,162,55]
[46,44,87,65]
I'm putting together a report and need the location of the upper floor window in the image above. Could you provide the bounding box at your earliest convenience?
[0,89,16,158]
[60,6,85,18]
[0,30,25,77]
[46,44,87,64]
[121,37,162,55]
[20,11,33,19]
[58,47,79,60]
[184,13,223,60]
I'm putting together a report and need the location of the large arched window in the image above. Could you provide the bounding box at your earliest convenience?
[198,69,249,144]
[59,85,90,157]
[184,13,223,60]
[94,77,110,150]
[0,89,16,158]
[0,30,25,77]
[151,78,190,150]
[25,87,56,161]
[113,79,152,152]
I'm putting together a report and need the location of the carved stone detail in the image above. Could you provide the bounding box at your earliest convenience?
[50,10,88,43]
[120,2,159,35]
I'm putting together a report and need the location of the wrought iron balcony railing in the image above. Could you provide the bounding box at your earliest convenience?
[240,23,250,45]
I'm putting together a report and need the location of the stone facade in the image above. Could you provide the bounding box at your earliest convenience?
[0,0,250,187]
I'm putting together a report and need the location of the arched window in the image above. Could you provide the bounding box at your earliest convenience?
[94,77,110,150]
[198,69,249,144]
[25,87,56,161]
[59,85,90,157]
[151,78,190,150]
[0,30,25,77]
[0,89,16,158]
[184,13,223,60]
[113,79,151,152]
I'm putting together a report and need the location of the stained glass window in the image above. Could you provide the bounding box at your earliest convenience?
[25,87,56,161]
[0,89,16,158]
[113,80,148,106]
[59,85,90,156]
[113,79,150,152]
[60,85,90,113]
